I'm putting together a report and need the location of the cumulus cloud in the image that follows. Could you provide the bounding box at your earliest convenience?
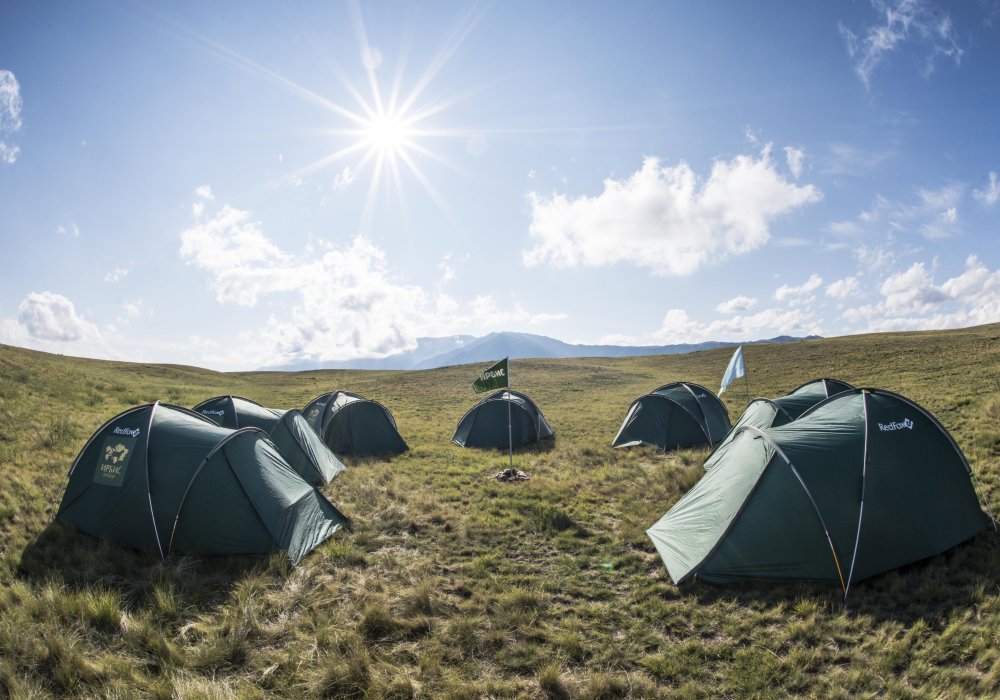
[652,306,822,345]
[716,295,758,314]
[0,291,117,360]
[826,275,862,299]
[840,0,963,89]
[523,147,821,277]
[784,146,805,180]
[842,255,1000,330]
[973,171,999,206]
[774,273,823,301]
[0,70,22,164]
[180,198,564,366]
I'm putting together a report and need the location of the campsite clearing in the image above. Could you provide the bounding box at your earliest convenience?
[1,324,998,697]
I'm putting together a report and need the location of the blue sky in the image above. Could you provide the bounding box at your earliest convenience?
[1,0,998,370]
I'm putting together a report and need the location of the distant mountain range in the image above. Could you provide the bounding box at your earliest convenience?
[265,331,821,371]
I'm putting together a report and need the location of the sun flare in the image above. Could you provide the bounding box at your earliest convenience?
[362,112,412,155]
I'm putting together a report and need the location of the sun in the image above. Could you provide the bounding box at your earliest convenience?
[361,112,413,156]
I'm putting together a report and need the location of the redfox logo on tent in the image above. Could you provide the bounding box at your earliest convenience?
[878,418,915,432]
[112,426,140,438]
[202,409,225,416]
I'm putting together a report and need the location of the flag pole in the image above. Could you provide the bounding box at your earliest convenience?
[743,349,750,404]
[507,359,513,468]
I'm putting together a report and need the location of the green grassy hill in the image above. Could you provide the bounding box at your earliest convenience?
[1,324,998,698]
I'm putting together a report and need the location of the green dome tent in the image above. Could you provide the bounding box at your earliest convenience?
[452,389,554,449]
[771,378,855,421]
[612,382,731,451]
[705,378,854,468]
[57,402,347,565]
[304,391,408,457]
[192,395,285,432]
[268,409,346,486]
[648,388,995,593]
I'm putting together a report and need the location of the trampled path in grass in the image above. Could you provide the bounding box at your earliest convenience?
[1,324,998,697]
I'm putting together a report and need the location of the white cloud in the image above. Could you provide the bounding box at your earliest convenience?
[104,266,129,283]
[826,275,862,299]
[438,253,468,283]
[842,255,1000,330]
[0,70,22,164]
[180,197,564,366]
[784,146,805,179]
[652,306,821,344]
[854,243,895,271]
[774,274,822,301]
[598,333,638,345]
[523,147,821,277]
[0,292,117,361]
[716,295,758,314]
[830,184,963,240]
[840,0,963,89]
[973,172,999,206]
[16,292,93,341]
[192,185,215,218]
[332,166,355,191]
[56,223,81,238]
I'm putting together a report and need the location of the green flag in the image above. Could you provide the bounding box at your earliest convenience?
[473,357,509,394]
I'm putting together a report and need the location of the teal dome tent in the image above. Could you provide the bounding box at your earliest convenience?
[612,382,731,451]
[452,389,554,449]
[192,395,285,432]
[304,391,408,457]
[57,402,347,565]
[706,378,854,468]
[648,388,994,593]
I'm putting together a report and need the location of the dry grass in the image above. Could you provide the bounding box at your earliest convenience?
[1,323,998,697]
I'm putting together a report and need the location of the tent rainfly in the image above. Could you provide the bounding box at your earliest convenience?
[268,409,346,486]
[192,395,285,432]
[303,391,408,457]
[57,402,347,564]
[612,382,732,451]
[705,378,855,467]
[452,389,554,449]
[648,388,995,593]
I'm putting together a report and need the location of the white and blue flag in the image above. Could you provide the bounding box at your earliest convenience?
[719,345,745,395]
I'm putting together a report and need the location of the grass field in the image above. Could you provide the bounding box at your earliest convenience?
[1,324,999,698]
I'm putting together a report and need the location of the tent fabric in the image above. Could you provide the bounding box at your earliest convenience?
[705,378,854,469]
[268,409,346,486]
[57,402,346,564]
[303,391,408,457]
[648,388,991,590]
[773,378,855,421]
[452,389,555,449]
[192,395,285,432]
[612,382,731,451]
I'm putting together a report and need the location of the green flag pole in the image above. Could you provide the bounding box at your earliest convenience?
[507,361,513,468]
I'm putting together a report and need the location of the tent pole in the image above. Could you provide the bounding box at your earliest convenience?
[743,370,750,405]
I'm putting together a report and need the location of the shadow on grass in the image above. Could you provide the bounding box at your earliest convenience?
[17,522,283,611]
[458,437,558,455]
[680,531,1000,627]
